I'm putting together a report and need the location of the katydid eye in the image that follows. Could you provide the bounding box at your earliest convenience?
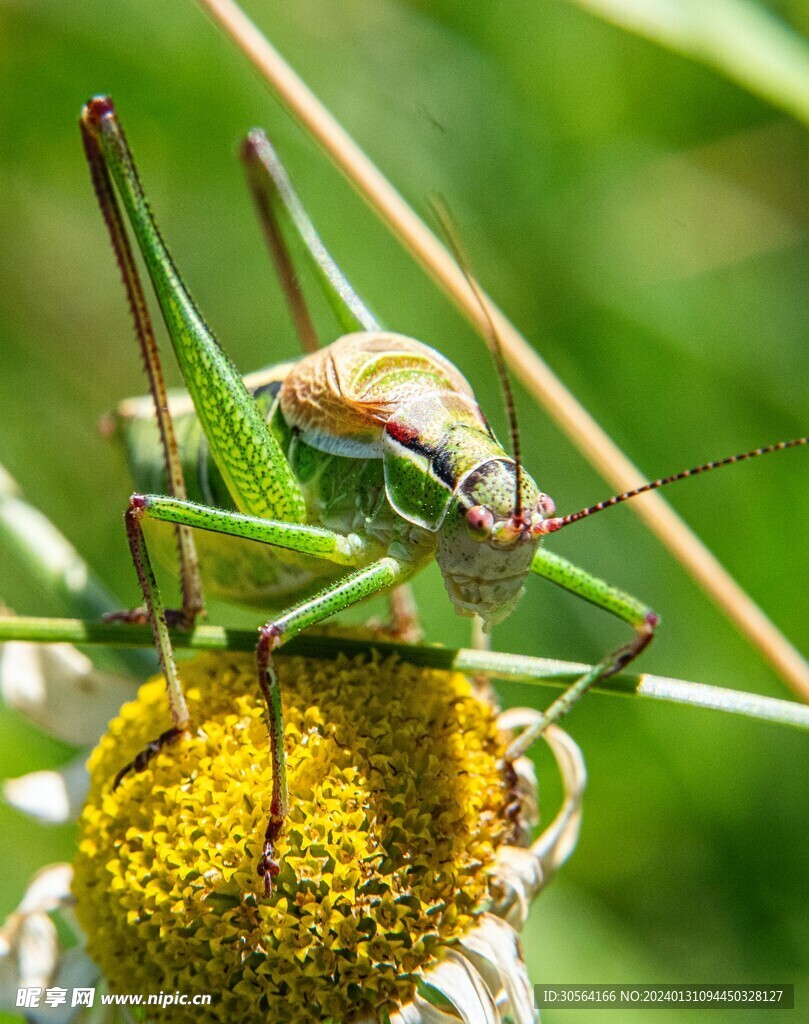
[466,505,494,539]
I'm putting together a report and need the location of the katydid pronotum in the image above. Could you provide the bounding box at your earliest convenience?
[79,96,807,895]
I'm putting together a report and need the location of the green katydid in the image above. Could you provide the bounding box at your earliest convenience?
[79,96,807,895]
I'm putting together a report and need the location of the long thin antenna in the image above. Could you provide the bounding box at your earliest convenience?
[431,199,524,517]
[539,438,808,533]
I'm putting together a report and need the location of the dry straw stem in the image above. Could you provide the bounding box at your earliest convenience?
[196,0,809,701]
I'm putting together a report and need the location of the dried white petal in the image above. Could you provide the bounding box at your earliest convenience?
[495,707,541,845]
[511,755,539,844]
[459,913,536,1024]
[532,725,586,882]
[489,844,544,930]
[487,722,585,928]
[418,949,499,1024]
[0,642,135,744]
[4,756,89,824]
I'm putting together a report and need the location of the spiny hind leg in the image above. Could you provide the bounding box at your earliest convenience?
[81,100,203,631]
[241,132,319,354]
[240,129,379,337]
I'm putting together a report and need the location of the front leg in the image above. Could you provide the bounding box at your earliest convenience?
[82,102,204,630]
[508,547,659,760]
[111,494,372,788]
[254,556,410,894]
[112,500,192,788]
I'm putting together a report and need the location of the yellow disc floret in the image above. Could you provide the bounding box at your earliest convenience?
[73,651,516,1023]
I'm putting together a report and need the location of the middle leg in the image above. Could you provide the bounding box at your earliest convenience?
[253,556,410,893]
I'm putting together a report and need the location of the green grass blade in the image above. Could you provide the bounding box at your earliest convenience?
[0,464,117,618]
[566,0,809,127]
[1,614,807,732]
[0,464,153,676]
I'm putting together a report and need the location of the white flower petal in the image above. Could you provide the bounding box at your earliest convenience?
[489,845,543,931]
[18,913,58,989]
[531,725,586,882]
[496,708,543,733]
[0,866,72,1004]
[25,947,101,1024]
[407,1000,460,1024]
[0,866,73,998]
[0,865,86,1016]
[0,641,135,744]
[459,914,536,1024]
[0,913,58,1008]
[389,1003,425,1024]
[18,864,73,917]
[418,949,499,1024]
[398,997,468,1024]
[4,756,89,824]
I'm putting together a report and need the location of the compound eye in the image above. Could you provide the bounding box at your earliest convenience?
[537,493,556,517]
[466,505,494,540]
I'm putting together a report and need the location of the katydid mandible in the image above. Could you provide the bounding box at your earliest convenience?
[80,97,807,895]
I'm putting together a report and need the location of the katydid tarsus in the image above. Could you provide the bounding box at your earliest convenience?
[79,96,807,895]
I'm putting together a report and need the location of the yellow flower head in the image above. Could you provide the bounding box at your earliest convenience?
[73,651,522,1023]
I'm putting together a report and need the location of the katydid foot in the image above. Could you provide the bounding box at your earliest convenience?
[257,818,283,896]
[102,606,196,629]
[112,725,188,790]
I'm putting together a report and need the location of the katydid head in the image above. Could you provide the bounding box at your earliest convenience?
[381,391,551,628]
[435,460,552,629]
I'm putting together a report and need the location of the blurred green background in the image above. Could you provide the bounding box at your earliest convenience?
[0,1,807,1021]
